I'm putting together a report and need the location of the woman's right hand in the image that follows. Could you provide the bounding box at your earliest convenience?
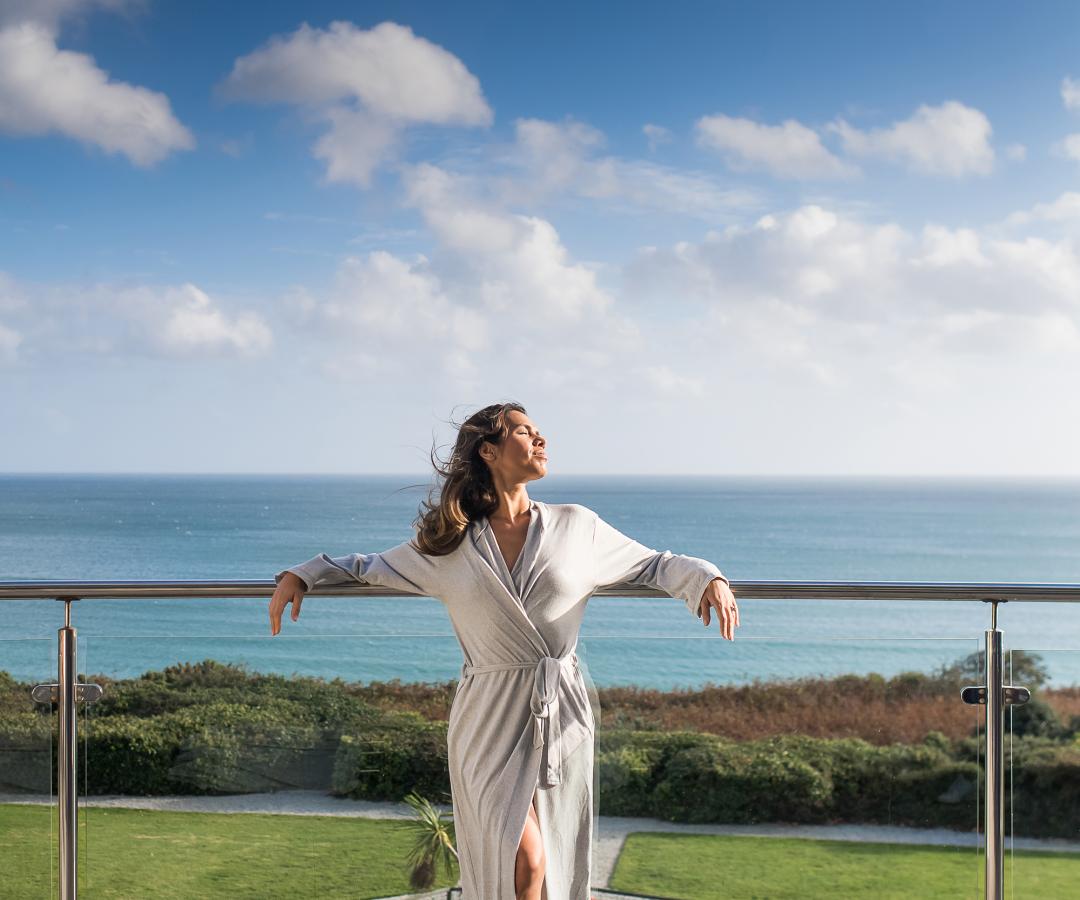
[269,572,306,636]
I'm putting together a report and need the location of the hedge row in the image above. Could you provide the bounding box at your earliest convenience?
[2,662,1080,838]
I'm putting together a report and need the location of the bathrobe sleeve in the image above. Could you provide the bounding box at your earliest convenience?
[274,537,443,601]
[591,510,729,618]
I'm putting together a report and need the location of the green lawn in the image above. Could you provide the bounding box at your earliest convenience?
[610,832,1080,899]
[0,803,460,899]
[7,803,1080,899]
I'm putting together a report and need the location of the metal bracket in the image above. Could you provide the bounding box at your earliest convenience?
[960,685,1030,706]
[30,683,105,704]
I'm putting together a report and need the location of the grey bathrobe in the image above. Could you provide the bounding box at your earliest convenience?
[276,499,729,899]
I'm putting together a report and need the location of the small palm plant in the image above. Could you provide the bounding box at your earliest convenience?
[402,791,458,891]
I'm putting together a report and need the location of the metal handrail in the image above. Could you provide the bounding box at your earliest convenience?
[2,578,1080,600]
[6,578,1077,900]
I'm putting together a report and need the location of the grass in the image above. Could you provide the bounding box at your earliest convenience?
[609,832,1080,899]
[7,802,1080,899]
[0,803,459,899]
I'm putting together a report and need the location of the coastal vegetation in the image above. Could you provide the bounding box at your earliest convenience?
[1,653,1079,839]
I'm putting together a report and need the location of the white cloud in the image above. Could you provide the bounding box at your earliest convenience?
[218,20,492,187]
[500,117,758,219]
[156,284,273,356]
[643,123,672,151]
[0,20,194,166]
[642,364,705,397]
[0,276,272,361]
[310,106,401,187]
[280,160,693,393]
[512,118,610,194]
[1052,133,1080,163]
[1063,76,1080,112]
[830,101,994,176]
[623,203,1080,390]
[914,225,989,268]
[0,0,144,32]
[403,162,616,324]
[299,250,489,382]
[1004,191,1080,228]
[694,113,856,179]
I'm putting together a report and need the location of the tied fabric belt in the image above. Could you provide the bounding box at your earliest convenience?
[461,652,579,788]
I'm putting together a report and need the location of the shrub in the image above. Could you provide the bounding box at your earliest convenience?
[0,710,54,793]
[651,737,832,824]
[597,745,662,816]
[332,712,450,802]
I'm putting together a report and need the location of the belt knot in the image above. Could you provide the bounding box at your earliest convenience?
[459,652,578,788]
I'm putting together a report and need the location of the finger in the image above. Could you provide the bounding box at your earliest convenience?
[292,594,303,620]
[269,597,280,635]
[702,600,710,627]
[733,601,740,628]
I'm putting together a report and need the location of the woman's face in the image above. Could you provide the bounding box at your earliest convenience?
[483,410,548,483]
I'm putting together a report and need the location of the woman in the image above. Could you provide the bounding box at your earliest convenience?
[268,402,739,900]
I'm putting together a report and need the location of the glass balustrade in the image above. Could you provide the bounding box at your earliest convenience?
[584,632,985,900]
[57,626,995,898]
[0,638,57,900]
[8,595,1080,899]
[78,631,462,898]
[1001,646,1080,900]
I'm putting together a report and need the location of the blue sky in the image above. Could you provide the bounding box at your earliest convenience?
[3,0,1080,475]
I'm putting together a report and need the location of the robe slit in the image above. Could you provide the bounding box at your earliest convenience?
[276,499,729,899]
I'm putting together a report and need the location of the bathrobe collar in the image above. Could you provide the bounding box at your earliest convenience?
[468,498,549,619]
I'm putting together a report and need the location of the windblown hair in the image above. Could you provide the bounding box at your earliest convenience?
[411,401,527,556]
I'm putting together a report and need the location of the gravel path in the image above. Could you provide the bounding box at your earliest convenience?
[6,789,1080,894]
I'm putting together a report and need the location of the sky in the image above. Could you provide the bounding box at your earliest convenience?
[2,0,1080,476]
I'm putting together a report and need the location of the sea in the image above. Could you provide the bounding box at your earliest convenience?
[2,474,1080,689]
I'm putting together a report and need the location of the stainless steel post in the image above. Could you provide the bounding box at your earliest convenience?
[985,622,1003,900]
[961,601,1028,900]
[29,600,101,897]
[58,600,78,899]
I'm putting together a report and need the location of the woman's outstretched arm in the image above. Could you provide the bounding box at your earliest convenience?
[590,509,739,639]
[269,539,442,635]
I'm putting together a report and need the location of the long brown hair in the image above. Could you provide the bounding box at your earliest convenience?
[411,401,528,555]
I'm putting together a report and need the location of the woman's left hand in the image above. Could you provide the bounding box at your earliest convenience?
[699,577,739,640]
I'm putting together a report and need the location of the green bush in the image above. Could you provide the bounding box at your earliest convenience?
[332,712,450,802]
[80,714,179,795]
[597,745,663,816]
[651,737,832,824]
[1005,737,1080,838]
[2,660,1080,839]
[0,710,54,793]
[158,702,325,795]
[597,731,985,831]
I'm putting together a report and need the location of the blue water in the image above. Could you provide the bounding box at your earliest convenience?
[2,474,1080,687]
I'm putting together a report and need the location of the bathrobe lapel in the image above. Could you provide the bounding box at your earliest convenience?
[468,500,551,653]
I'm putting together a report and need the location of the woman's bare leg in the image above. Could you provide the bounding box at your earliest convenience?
[515,793,545,900]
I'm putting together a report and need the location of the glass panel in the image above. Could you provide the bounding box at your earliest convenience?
[81,629,462,898]
[70,604,992,897]
[586,631,985,900]
[0,638,56,900]
[1004,646,1080,899]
